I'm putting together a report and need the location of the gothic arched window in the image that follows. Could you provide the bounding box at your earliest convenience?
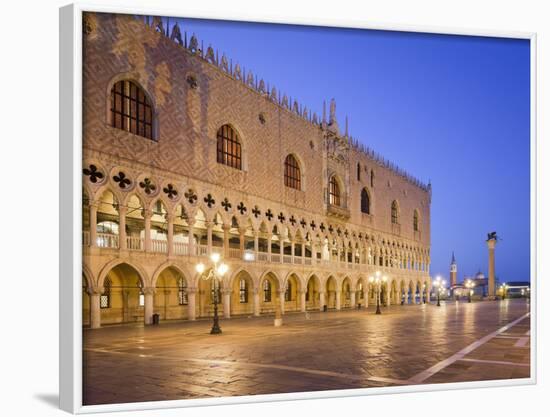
[361,188,370,214]
[239,278,248,303]
[263,280,272,302]
[110,80,154,140]
[370,170,375,187]
[357,163,361,181]
[216,124,242,170]
[178,277,188,305]
[391,200,399,224]
[413,210,420,232]
[329,176,341,206]
[100,278,111,309]
[284,154,301,190]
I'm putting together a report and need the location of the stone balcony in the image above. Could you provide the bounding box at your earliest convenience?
[83,231,430,278]
[326,203,351,220]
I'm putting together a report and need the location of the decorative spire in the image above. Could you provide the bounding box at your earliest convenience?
[328,98,339,134]
[451,252,456,264]
[345,115,349,137]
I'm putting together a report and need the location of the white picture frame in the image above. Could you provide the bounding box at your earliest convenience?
[59,2,537,413]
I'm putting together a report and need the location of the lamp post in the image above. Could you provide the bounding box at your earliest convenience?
[195,252,228,334]
[465,279,474,303]
[433,276,446,307]
[369,271,387,315]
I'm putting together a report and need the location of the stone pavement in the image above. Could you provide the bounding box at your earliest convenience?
[83,299,531,405]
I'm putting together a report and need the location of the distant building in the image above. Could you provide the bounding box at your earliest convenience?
[502,281,530,298]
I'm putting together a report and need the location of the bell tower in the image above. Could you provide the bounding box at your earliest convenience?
[450,252,457,287]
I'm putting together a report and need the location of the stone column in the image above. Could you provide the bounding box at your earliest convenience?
[364,288,369,308]
[143,287,155,325]
[279,290,286,315]
[143,209,152,252]
[299,290,306,312]
[187,288,196,320]
[267,235,272,261]
[386,287,391,306]
[118,206,127,250]
[487,238,497,298]
[223,224,230,259]
[223,290,231,318]
[166,213,174,257]
[290,240,295,263]
[320,291,326,311]
[88,286,103,329]
[188,222,195,256]
[89,201,99,247]
[206,221,213,255]
[279,234,284,263]
[350,291,356,309]
[310,242,316,265]
[335,290,341,311]
[239,228,246,258]
[253,288,261,316]
[301,242,306,264]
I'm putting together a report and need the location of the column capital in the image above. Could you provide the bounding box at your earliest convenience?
[222,289,233,295]
[118,205,128,214]
[205,220,214,228]
[142,209,154,219]
[142,287,156,295]
[187,287,198,294]
[164,213,175,223]
[87,286,104,296]
[89,200,100,209]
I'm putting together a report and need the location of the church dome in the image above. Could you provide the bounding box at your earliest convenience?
[475,271,485,280]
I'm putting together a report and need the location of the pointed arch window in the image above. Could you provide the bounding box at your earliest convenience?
[357,163,361,181]
[361,188,370,214]
[370,170,375,187]
[178,277,188,305]
[110,80,154,140]
[329,176,341,206]
[284,154,301,190]
[391,200,399,224]
[100,278,111,309]
[239,278,248,303]
[413,210,420,231]
[217,124,242,170]
[263,280,272,302]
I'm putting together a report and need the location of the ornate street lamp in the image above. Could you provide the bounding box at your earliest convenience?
[195,252,228,334]
[369,271,387,315]
[433,276,446,307]
[465,279,475,303]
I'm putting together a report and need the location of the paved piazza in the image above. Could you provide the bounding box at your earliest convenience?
[83,299,531,405]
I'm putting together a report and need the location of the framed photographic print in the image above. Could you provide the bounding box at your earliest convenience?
[59,2,536,413]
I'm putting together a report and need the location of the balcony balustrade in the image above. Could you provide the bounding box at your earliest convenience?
[82,231,429,276]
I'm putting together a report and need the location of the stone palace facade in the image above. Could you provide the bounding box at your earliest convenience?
[81,13,432,328]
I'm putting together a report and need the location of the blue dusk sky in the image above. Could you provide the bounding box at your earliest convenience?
[160,16,531,283]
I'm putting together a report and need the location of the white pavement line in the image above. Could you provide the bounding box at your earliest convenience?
[494,335,522,339]
[459,358,530,367]
[84,347,411,386]
[407,312,530,384]
[514,332,530,348]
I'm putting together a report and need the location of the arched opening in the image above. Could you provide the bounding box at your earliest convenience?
[154,267,189,320]
[231,271,254,316]
[305,275,321,310]
[211,212,224,252]
[173,204,190,255]
[145,200,168,253]
[284,154,302,190]
[341,277,352,308]
[216,124,242,170]
[125,194,144,250]
[326,276,337,309]
[329,176,341,206]
[260,273,280,314]
[391,200,400,225]
[361,188,371,214]
[413,209,420,232]
[197,268,223,318]
[96,189,119,248]
[110,79,155,140]
[284,274,301,312]
[193,209,208,255]
[100,263,145,324]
